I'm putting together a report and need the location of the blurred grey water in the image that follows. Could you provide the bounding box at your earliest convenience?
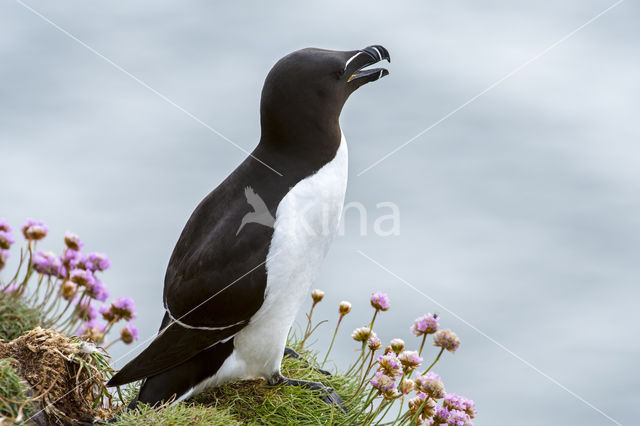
[1,1,639,424]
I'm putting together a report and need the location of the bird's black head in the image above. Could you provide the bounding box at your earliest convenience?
[259,46,390,149]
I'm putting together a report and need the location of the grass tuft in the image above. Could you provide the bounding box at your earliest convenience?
[111,401,241,426]
[0,294,40,341]
[110,350,368,425]
[0,358,34,422]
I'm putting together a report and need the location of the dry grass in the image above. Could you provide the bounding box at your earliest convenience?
[0,327,113,425]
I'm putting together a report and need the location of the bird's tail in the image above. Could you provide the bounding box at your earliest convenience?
[130,338,235,407]
[107,316,244,387]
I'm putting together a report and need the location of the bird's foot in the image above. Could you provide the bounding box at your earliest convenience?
[283,347,331,376]
[268,373,346,413]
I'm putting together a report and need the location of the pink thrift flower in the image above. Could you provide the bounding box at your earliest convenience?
[21,218,48,241]
[86,278,109,302]
[411,313,439,336]
[0,230,14,250]
[76,319,106,343]
[120,323,139,344]
[32,251,65,277]
[433,329,461,353]
[64,231,83,251]
[370,292,390,311]
[70,268,96,287]
[110,296,136,321]
[0,218,11,233]
[85,252,111,272]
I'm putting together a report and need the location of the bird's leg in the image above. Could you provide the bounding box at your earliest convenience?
[283,347,331,376]
[268,372,346,413]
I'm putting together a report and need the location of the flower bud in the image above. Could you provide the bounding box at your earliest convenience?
[61,280,77,300]
[338,300,352,316]
[351,326,373,342]
[390,338,405,354]
[311,289,324,305]
[399,378,415,395]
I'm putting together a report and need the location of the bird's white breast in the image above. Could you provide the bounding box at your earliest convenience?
[194,133,348,390]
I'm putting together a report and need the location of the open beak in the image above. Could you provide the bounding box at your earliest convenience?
[345,45,391,86]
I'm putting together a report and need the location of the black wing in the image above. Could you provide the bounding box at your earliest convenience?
[109,154,291,387]
[107,318,246,386]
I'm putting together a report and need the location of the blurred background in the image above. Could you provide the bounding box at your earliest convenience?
[1,1,638,424]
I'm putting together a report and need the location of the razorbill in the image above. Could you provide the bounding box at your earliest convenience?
[107,45,391,408]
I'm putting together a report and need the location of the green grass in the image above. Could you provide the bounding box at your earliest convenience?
[0,358,34,422]
[0,294,40,342]
[111,400,241,426]
[0,292,371,425]
[111,352,367,425]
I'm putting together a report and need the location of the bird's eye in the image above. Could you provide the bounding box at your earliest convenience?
[335,69,345,79]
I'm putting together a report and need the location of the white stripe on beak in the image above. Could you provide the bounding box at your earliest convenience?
[344,51,365,71]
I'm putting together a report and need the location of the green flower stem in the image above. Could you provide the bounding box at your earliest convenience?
[47,297,75,327]
[104,337,121,350]
[362,389,380,425]
[298,303,317,350]
[405,396,429,426]
[418,334,428,356]
[346,388,377,424]
[321,315,344,367]
[345,342,367,376]
[41,284,64,318]
[392,395,406,425]
[369,309,379,330]
[376,399,396,425]
[349,351,377,401]
[3,247,26,290]
[35,277,57,311]
[26,274,44,305]
[364,397,388,425]
[424,347,445,374]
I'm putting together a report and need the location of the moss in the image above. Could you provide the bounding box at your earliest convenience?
[0,294,40,341]
[0,358,34,422]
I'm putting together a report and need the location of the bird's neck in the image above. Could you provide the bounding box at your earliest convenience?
[258,108,342,166]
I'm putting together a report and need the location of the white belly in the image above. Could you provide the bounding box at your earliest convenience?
[191,133,348,393]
